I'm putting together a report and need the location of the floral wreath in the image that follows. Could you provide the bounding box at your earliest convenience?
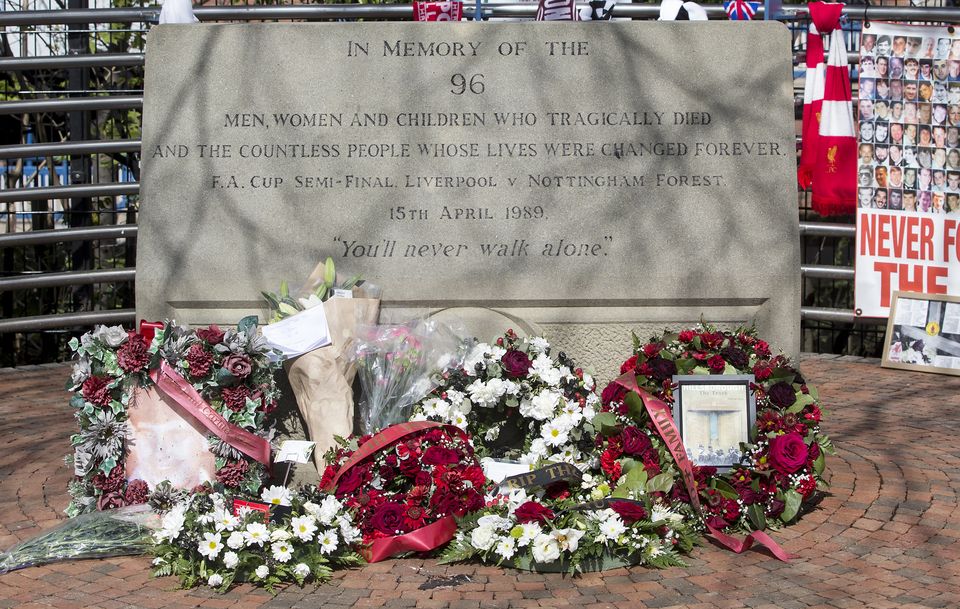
[150,485,364,592]
[319,423,488,560]
[66,319,281,516]
[601,324,831,532]
[409,330,600,469]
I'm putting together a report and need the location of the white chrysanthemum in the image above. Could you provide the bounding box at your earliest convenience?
[244,522,269,547]
[318,529,339,554]
[495,536,517,559]
[271,540,293,563]
[552,528,585,552]
[488,345,507,360]
[154,506,187,543]
[477,514,513,531]
[529,337,550,353]
[255,565,270,579]
[470,526,497,551]
[529,438,550,458]
[506,488,529,510]
[338,515,362,544]
[291,515,317,541]
[446,389,466,405]
[531,533,561,563]
[501,380,520,395]
[541,419,569,447]
[317,495,343,525]
[558,445,581,463]
[520,390,561,421]
[226,531,245,550]
[270,528,292,542]
[484,426,501,442]
[451,411,468,430]
[260,485,292,507]
[463,343,491,375]
[197,510,216,526]
[207,573,223,587]
[197,532,223,559]
[294,563,311,578]
[597,515,627,542]
[517,522,541,547]
[223,550,239,569]
[467,378,509,408]
[651,504,685,525]
[303,501,321,516]
[421,397,450,419]
[531,354,562,386]
[213,509,240,532]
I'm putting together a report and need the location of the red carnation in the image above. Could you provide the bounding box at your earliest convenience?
[422,446,460,466]
[82,376,113,408]
[92,466,125,494]
[619,355,639,374]
[609,500,647,524]
[336,465,368,496]
[678,330,696,343]
[755,340,771,357]
[319,464,338,490]
[642,343,662,358]
[707,355,726,374]
[767,433,809,474]
[220,385,251,412]
[462,465,486,490]
[514,501,555,524]
[185,343,214,378]
[117,334,150,373]
[216,459,249,487]
[600,382,628,407]
[196,325,225,345]
[124,479,149,505]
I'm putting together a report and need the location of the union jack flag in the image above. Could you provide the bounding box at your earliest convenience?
[723,0,758,20]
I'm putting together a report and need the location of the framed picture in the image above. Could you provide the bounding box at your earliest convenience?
[671,375,756,471]
[882,291,960,376]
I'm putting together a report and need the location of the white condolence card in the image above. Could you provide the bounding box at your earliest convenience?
[261,304,331,359]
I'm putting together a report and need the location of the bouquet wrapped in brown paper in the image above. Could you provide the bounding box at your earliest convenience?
[262,258,381,472]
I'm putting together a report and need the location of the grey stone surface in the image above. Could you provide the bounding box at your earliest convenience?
[138,22,801,368]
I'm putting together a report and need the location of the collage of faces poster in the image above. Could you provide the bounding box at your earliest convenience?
[855,23,960,317]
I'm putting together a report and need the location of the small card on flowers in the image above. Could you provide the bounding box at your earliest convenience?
[261,303,332,359]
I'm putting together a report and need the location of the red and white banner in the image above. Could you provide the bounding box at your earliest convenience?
[855,22,960,316]
[413,1,462,21]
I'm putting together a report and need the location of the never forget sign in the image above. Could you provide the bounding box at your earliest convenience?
[137,22,800,374]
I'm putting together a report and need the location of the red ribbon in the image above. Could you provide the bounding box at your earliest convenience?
[614,373,793,562]
[149,360,272,466]
[138,320,164,343]
[323,421,467,562]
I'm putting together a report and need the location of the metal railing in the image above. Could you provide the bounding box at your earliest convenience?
[2,2,951,362]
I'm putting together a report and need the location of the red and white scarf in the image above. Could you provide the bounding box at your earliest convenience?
[798,2,856,216]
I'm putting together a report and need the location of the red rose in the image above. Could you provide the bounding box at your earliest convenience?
[223,354,253,380]
[371,502,407,536]
[678,330,696,342]
[185,343,214,378]
[97,491,127,511]
[501,350,533,378]
[620,354,639,374]
[82,376,113,408]
[514,501,555,524]
[422,446,460,466]
[399,455,422,476]
[600,382,628,406]
[336,466,368,496]
[609,500,647,524]
[766,382,797,409]
[707,355,726,374]
[767,433,809,474]
[196,325,225,345]
[620,426,653,457]
[117,334,150,373]
[648,357,678,382]
[220,385,250,412]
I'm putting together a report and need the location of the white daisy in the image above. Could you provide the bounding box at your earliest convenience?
[260,485,292,507]
[213,509,240,532]
[494,536,516,559]
[291,515,317,541]
[541,419,569,447]
[244,522,269,547]
[271,540,293,563]
[197,532,223,560]
[317,529,339,554]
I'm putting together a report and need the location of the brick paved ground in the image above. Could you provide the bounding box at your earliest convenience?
[0,355,958,609]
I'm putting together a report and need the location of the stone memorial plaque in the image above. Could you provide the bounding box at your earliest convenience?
[138,22,799,378]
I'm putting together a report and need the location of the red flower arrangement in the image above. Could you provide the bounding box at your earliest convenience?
[320,422,488,561]
[601,324,831,532]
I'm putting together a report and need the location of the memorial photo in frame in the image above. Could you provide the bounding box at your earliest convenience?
[671,375,757,471]
[882,291,960,376]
